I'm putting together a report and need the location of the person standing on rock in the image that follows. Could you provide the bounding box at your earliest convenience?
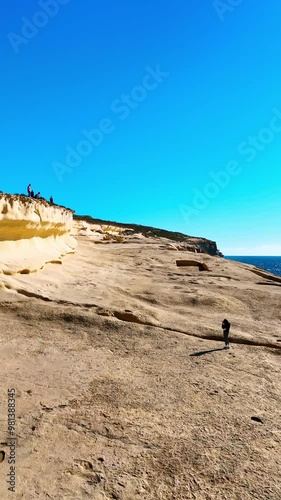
[222,319,230,349]
[27,184,32,197]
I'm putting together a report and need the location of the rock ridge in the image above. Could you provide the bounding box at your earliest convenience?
[74,214,223,256]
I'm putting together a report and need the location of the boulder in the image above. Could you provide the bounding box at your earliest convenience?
[176,260,210,271]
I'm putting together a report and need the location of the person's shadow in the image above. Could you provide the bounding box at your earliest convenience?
[190,347,225,357]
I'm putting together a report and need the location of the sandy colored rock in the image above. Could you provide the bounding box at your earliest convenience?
[176,259,210,271]
[0,214,280,499]
[0,194,76,274]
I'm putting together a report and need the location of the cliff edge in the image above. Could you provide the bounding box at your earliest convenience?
[74,214,223,256]
[0,193,77,274]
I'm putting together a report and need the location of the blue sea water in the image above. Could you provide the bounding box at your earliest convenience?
[226,256,281,277]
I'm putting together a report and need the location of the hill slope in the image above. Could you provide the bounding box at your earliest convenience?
[74,214,223,256]
[0,209,280,499]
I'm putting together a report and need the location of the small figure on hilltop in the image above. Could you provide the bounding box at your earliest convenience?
[31,189,35,198]
[222,319,231,349]
[50,196,54,204]
[35,192,41,199]
[27,184,32,197]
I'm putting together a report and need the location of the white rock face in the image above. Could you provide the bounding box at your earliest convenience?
[0,194,77,274]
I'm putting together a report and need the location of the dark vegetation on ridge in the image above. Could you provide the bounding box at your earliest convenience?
[74,214,223,256]
[0,192,223,257]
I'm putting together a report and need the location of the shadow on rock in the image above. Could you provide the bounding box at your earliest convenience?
[190,348,225,357]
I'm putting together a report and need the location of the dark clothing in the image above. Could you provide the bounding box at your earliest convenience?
[222,319,230,331]
[223,329,229,346]
[222,319,230,346]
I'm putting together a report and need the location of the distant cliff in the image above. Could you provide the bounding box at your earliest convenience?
[74,215,223,256]
[193,239,223,257]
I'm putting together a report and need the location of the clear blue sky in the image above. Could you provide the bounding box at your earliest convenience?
[1,0,281,255]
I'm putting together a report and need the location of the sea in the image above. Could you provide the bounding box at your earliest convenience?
[226,256,281,277]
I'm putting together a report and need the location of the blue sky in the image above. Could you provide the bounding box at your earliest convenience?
[1,0,281,255]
